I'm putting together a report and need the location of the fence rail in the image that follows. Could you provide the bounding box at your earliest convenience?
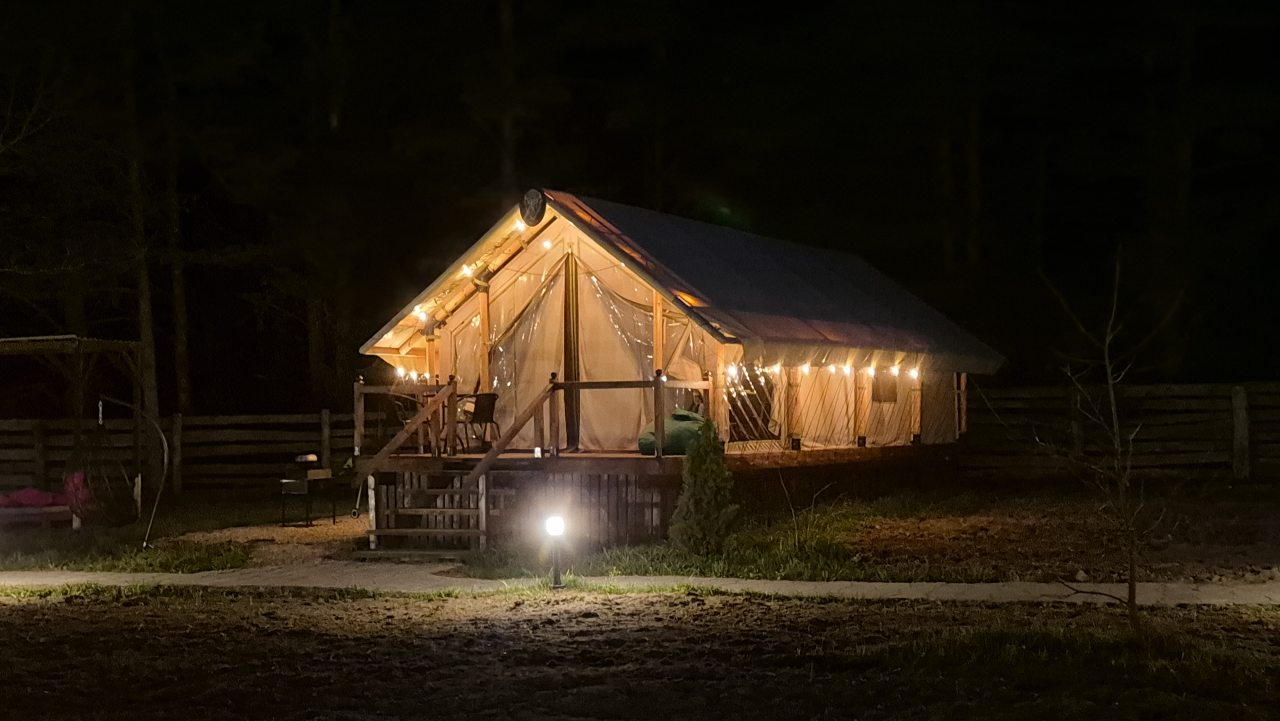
[961,382,1280,481]
[0,411,389,493]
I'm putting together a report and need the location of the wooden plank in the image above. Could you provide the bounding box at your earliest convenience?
[367,474,378,550]
[371,528,482,537]
[478,287,491,392]
[180,462,286,476]
[181,443,329,459]
[353,382,366,457]
[1232,386,1250,480]
[396,508,480,516]
[32,421,45,490]
[179,429,328,444]
[182,413,321,426]
[446,381,459,455]
[652,288,664,378]
[549,380,561,454]
[653,373,665,459]
[320,409,332,468]
[0,448,36,462]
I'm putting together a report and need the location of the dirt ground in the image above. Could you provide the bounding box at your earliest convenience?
[2,589,1276,720]
[177,514,366,566]
[840,493,1280,583]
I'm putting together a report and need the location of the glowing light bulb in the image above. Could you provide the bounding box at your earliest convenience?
[801,363,810,375]
[408,371,419,382]
[461,264,473,277]
[395,367,406,379]
[514,219,527,232]
[726,363,738,379]
[415,310,427,321]
[890,365,900,377]
[542,239,552,249]
[827,364,836,373]
[843,364,852,375]
[908,368,920,380]
[545,515,565,537]
[865,367,876,377]
[771,364,782,374]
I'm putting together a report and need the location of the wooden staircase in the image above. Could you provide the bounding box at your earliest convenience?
[363,467,488,558]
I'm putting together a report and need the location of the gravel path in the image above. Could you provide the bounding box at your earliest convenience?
[1,562,1279,605]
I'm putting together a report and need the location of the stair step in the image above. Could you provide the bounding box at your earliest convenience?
[395,508,479,517]
[371,528,482,537]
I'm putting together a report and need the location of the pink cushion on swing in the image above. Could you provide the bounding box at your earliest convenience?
[0,487,69,508]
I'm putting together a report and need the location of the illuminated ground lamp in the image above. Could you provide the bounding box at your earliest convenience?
[545,514,566,589]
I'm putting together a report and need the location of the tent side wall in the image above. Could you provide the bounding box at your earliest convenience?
[366,202,975,454]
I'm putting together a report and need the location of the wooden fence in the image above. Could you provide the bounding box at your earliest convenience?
[0,411,391,493]
[960,382,1280,481]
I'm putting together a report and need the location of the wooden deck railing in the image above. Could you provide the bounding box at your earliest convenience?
[460,371,713,486]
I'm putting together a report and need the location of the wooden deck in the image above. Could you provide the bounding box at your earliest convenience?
[362,444,954,556]
[379,444,932,475]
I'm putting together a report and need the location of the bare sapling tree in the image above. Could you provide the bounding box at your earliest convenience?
[1041,253,1181,630]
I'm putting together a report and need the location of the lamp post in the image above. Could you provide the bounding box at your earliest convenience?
[545,514,565,589]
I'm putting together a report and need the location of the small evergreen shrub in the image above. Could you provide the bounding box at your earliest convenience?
[669,421,738,556]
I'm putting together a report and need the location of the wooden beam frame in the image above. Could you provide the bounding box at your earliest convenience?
[651,289,664,375]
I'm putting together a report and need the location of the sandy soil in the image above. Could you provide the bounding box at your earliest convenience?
[2,591,1276,720]
[176,514,366,565]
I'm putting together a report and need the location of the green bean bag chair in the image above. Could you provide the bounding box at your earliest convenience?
[638,409,705,456]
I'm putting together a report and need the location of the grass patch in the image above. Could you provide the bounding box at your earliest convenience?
[0,493,282,573]
[866,626,1278,717]
[463,494,1015,582]
[0,582,385,604]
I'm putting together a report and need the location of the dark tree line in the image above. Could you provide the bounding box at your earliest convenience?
[1,0,1277,418]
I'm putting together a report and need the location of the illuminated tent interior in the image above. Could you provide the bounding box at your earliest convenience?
[360,190,1002,454]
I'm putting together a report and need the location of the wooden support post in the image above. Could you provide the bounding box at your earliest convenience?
[548,372,560,455]
[786,366,801,450]
[477,472,487,550]
[533,394,545,451]
[353,381,365,457]
[958,372,968,435]
[651,289,664,376]
[32,421,46,490]
[366,474,378,550]
[319,408,331,468]
[713,344,728,442]
[171,414,183,496]
[1232,385,1250,480]
[653,371,666,460]
[562,252,581,450]
[415,389,426,454]
[426,334,441,383]
[446,377,459,455]
[478,286,492,392]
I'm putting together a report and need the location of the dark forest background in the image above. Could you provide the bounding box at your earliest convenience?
[1,0,1277,417]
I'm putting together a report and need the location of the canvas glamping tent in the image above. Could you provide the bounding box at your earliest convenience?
[360,189,1001,458]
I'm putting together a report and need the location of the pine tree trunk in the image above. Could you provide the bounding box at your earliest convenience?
[123,7,164,493]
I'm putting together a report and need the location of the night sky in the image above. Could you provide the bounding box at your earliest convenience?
[1,1,1278,415]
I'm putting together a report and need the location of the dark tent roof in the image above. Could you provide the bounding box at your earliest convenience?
[546,190,1003,373]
